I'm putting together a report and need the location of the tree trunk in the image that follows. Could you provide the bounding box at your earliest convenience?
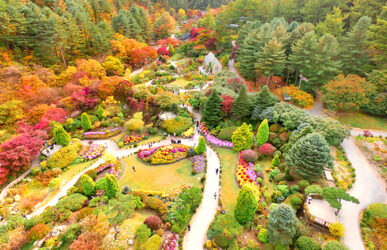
[286,68,290,85]
[295,70,298,84]
[60,48,67,68]
[265,75,269,86]
[113,224,120,241]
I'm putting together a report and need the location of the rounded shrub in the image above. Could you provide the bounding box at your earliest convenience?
[290,185,300,194]
[305,184,322,196]
[322,241,349,250]
[295,236,321,250]
[259,143,276,155]
[298,180,310,189]
[144,216,163,231]
[257,228,269,243]
[241,149,258,162]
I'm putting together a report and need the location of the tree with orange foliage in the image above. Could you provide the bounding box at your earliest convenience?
[153,12,176,39]
[322,74,375,112]
[110,33,146,59]
[69,232,103,250]
[129,46,157,68]
[26,104,49,125]
[76,59,106,79]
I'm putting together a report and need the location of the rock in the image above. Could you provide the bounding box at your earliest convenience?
[14,194,20,202]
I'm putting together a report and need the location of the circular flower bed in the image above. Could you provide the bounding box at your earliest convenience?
[236,153,258,186]
[82,144,105,160]
[123,135,144,145]
[138,145,189,165]
[192,155,205,173]
[97,160,122,177]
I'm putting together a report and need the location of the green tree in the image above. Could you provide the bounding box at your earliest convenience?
[271,154,280,167]
[255,39,286,86]
[201,90,223,129]
[81,174,96,197]
[0,100,24,127]
[285,133,333,181]
[105,173,120,199]
[268,204,298,246]
[367,5,387,69]
[256,119,269,147]
[232,123,254,152]
[81,112,92,132]
[232,85,250,120]
[340,16,372,75]
[295,236,321,250]
[207,213,243,249]
[315,7,347,38]
[322,241,349,250]
[251,85,278,121]
[234,184,258,224]
[322,187,360,214]
[195,136,207,155]
[54,125,71,146]
[96,106,105,120]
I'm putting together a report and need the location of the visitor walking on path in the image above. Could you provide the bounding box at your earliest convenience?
[132,166,136,172]
[216,168,219,175]
[214,192,217,200]
[188,225,191,231]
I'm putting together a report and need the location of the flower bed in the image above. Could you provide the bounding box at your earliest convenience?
[138,146,161,158]
[123,135,144,145]
[236,153,258,186]
[192,155,205,173]
[83,128,121,139]
[82,144,105,160]
[163,233,179,250]
[97,160,123,177]
[182,127,194,138]
[138,145,189,165]
[199,122,233,148]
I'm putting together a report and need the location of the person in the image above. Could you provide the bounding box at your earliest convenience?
[132,166,136,172]
[187,225,191,231]
[214,192,217,200]
[216,168,219,175]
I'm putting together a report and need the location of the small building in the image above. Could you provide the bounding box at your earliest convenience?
[204,52,222,75]
[180,33,191,41]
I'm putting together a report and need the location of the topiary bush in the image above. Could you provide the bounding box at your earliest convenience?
[81,174,96,197]
[144,197,168,215]
[290,196,303,210]
[305,185,323,196]
[57,193,88,212]
[259,143,276,155]
[241,149,258,162]
[290,185,300,194]
[144,216,163,231]
[47,140,83,169]
[295,236,321,250]
[322,241,349,250]
[161,116,193,135]
[218,126,238,141]
[257,228,269,243]
[298,180,310,189]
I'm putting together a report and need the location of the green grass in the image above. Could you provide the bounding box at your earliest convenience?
[119,155,203,192]
[333,112,387,131]
[169,53,184,61]
[121,209,158,234]
[215,148,239,213]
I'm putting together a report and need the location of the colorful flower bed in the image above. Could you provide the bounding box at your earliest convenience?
[97,160,122,177]
[236,153,258,186]
[163,233,179,250]
[82,144,105,160]
[138,145,189,165]
[83,128,121,139]
[192,154,205,173]
[138,146,160,158]
[123,135,144,145]
[182,127,194,138]
[199,122,233,148]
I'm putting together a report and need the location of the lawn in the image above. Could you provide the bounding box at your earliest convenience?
[168,77,190,88]
[121,209,158,235]
[119,155,203,192]
[215,148,239,213]
[333,112,387,131]
[169,52,184,61]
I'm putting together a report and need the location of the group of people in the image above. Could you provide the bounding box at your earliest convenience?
[171,139,182,144]
[43,140,56,156]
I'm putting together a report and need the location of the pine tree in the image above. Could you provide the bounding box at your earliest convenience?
[81,174,96,197]
[268,204,298,246]
[251,85,278,121]
[232,123,254,152]
[322,187,359,213]
[285,133,333,181]
[315,7,348,38]
[256,119,269,147]
[271,154,280,167]
[232,85,250,120]
[105,173,120,199]
[202,90,223,129]
[195,136,207,155]
[81,112,92,132]
[54,125,71,146]
[236,20,261,45]
[137,7,151,41]
[97,106,105,120]
[367,5,387,69]
[341,16,372,75]
[254,39,286,86]
[234,184,257,224]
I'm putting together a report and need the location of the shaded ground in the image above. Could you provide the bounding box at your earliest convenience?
[334,112,387,131]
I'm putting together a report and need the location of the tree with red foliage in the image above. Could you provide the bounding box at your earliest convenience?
[157,38,179,47]
[157,47,169,56]
[0,167,9,185]
[221,95,234,117]
[72,86,98,111]
[144,216,162,231]
[259,143,276,155]
[127,97,139,111]
[205,37,216,49]
[69,232,102,250]
[190,27,205,39]
[35,106,68,130]
[114,80,133,102]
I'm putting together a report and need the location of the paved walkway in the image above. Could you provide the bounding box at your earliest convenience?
[307,93,323,116]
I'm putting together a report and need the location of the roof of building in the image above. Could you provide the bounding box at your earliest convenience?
[180,33,190,40]
[204,52,221,66]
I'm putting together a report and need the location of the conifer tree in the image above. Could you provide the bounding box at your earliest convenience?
[254,39,286,86]
[256,119,269,147]
[315,7,347,38]
[234,184,257,224]
[105,173,120,199]
[285,133,333,181]
[232,85,250,120]
[268,204,298,246]
[202,90,223,129]
[367,6,387,69]
[195,136,207,155]
[54,125,71,146]
[81,112,92,132]
[81,174,96,197]
[232,123,254,152]
[341,16,372,75]
[251,86,278,121]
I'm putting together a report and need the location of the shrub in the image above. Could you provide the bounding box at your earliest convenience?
[122,185,131,194]
[277,185,290,197]
[136,224,151,245]
[328,222,345,238]
[290,196,303,210]
[161,116,192,135]
[105,173,119,199]
[144,216,163,231]
[57,193,87,212]
[298,180,310,189]
[47,140,83,169]
[270,169,280,180]
[195,136,207,154]
[256,119,269,146]
[28,223,50,241]
[270,124,280,132]
[81,174,96,197]
[322,241,349,250]
[76,207,94,222]
[295,236,321,250]
[187,147,196,156]
[274,173,286,182]
[362,203,387,226]
[232,123,254,152]
[272,154,280,167]
[218,126,238,141]
[59,223,82,246]
[305,185,322,196]
[144,234,162,250]
[241,149,258,162]
[279,132,289,142]
[95,177,107,191]
[69,231,102,250]
[257,228,269,243]
[259,143,276,155]
[48,178,61,190]
[144,197,168,215]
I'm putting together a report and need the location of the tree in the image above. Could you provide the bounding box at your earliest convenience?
[286,133,333,181]
[322,241,349,250]
[153,12,176,39]
[54,124,71,146]
[105,173,120,199]
[322,74,373,112]
[103,56,124,76]
[232,123,254,152]
[268,204,298,246]
[201,90,223,129]
[221,95,233,117]
[207,214,243,248]
[232,85,250,120]
[271,154,280,167]
[251,85,278,121]
[256,119,269,147]
[0,100,24,127]
[328,222,345,238]
[81,174,96,197]
[295,236,321,250]
[234,184,258,224]
[322,187,360,214]
[195,136,207,155]
[81,112,92,132]
[367,5,387,69]
[341,16,372,75]
[315,7,347,38]
[255,39,286,86]
[96,106,106,120]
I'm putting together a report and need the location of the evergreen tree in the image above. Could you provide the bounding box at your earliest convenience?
[254,39,286,86]
[81,112,92,132]
[341,16,372,75]
[256,119,269,147]
[236,20,261,45]
[271,154,280,167]
[251,85,278,121]
[315,7,348,38]
[367,5,387,69]
[202,90,223,129]
[105,173,120,199]
[81,174,96,197]
[137,7,151,41]
[54,125,71,146]
[195,136,207,155]
[234,184,257,224]
[268,204,298,246]
[232,123,254,152]
[285,132,333,181]
[97,106,105,120]
[232,85,250,120]
[322,187,360,213]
